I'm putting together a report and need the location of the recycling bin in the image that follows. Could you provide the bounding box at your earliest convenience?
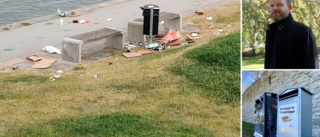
[142,4,159,35]
[254,92,278,137]
[277,86,313,137]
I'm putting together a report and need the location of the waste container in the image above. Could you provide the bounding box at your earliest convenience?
[277,86,313,137]
[142,4,159,35]
[254,92,278,137]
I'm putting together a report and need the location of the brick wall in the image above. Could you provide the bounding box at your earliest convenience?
[242,71,320,137]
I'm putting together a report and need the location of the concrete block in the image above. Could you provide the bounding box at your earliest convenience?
[164,15,182,31]
[106,33,123,50]
[127,21,146,43]
[62,38,83,63]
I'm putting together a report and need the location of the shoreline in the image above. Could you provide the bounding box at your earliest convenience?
[0,0,129,30]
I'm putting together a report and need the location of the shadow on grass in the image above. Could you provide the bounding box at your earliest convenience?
[5,113,212,137]
[170,31,240,104]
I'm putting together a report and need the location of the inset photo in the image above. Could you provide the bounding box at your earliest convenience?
[242,70,320,137]
[242,0,320,69]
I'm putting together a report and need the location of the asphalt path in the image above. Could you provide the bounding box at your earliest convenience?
[0,0,237,70]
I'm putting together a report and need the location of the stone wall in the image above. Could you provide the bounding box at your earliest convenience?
[242,71,320,137]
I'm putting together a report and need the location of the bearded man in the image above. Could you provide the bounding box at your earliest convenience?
[264,0,319,69]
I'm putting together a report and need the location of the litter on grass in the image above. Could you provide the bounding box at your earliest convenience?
[207,17,213,20]
[161,29,182,46]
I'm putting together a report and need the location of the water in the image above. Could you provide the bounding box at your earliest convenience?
[0,0,110,25]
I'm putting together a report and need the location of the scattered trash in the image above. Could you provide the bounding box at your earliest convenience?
[60,18,63,25]
[53,75,61,78]
[42,46,61,54]
[145,43,159,49]
[160,21,165,25]
[109,61,113,65]
[186,36,195,43]
[79,19,85,24]
[218,29,224,32]
[64,29,72,31]
[228,24,232,27]
[26,55,43,62]
[12,66,19,70]
[209,25,215,29]
[31,59,57,69]
[182,42,189,46]
[3,47,14,51]
[106,18,113,21]
[44,22,53,25]
[194,37,199,39]
[192,33,198,37]
[85,19,90,23]
[207,17,213,21]
[94,22,99,24]
[161,29,182,46]
[57,70,63,73]
[57,8,67,17]
[49,77,55,81]
[114,58,119,62]
[185,22,193,25]
[123,53,142,58]
[73,19,79,23]
[70,11,76,15]
[195,10,204,15]
[92,75,98,79]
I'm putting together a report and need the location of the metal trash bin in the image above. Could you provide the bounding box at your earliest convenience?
[277,86,313,137]
[254,92,278,137]
[142,4,159,35]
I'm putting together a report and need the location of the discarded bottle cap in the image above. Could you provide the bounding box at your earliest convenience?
[85,19,90,23]
[93,75,98,79]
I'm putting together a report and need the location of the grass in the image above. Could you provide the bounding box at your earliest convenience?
[242,57,264,69]
[0,1,240,136]
[171,31,240,103]
[242,121,254,135]
[6,113,212,137]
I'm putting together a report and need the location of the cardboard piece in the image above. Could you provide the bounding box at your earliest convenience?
[136,49,156,55]
[161,29,182,46]
[26,55,43,62]
[31,59,57,69]
[122,53,142,58]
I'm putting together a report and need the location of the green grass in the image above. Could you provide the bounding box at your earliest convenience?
[242,121,254,135]
[3,75,48,83]
[5,113,212,137]
[171,31,240,103]
[242,57,264,69]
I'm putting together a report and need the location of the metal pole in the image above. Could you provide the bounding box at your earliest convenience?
[149,6,154,44]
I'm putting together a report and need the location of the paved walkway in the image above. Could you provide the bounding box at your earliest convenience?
[0,0,237,71]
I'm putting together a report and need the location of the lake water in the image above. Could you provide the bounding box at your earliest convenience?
[0,0,111,25]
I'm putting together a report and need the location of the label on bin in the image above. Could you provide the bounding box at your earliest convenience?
[278,103,298,129]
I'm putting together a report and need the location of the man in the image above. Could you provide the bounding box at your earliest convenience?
[264,0,319,69]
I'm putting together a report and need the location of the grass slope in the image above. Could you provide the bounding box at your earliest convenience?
[171,31,240,103]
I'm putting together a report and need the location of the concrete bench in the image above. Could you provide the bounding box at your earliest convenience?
[62,27,123,63]
[127,12,182,43]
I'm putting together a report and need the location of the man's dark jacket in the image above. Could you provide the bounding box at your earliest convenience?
[265,13,319,69]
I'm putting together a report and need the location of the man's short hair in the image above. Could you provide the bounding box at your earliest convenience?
[286,0,291,5]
